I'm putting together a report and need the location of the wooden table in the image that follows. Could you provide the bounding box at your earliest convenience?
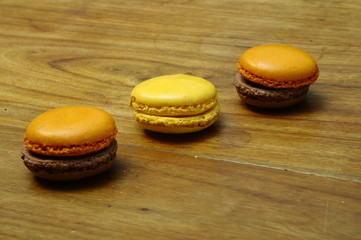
[1,0,360,239]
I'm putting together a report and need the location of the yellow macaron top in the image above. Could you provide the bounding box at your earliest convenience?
[130,74,218,116]
[24,106,117,156]
[238,44,318,88]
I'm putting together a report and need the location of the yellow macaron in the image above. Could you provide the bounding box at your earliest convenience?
[129,74,220,134]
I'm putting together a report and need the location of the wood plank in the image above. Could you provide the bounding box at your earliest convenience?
[1,140,360,240]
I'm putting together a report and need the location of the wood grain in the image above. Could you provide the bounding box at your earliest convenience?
[1,0,360,239]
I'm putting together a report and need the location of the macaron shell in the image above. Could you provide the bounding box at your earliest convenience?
[130,74,217,116]
[22,140,118,181]
[139,123,213,134]
[238,44,319,88]
[134,103,220,134]
[24,106,117,156]
[234,73,309,108]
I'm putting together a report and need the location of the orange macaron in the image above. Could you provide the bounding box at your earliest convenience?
[234,44,319,108]
[21,106,118,181]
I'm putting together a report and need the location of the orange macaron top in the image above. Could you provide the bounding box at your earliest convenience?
[24,106,117,156]
[238,44,319,88]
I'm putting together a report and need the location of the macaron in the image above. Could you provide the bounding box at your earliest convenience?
[129,74,220,134]
[234,44,319,108]
[21,106,118,181]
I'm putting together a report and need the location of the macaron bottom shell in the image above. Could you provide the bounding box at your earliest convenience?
[234,73,309,108]
[134,103,220,134]
[21,140,118,181]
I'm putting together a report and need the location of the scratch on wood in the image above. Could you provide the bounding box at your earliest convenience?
[153,25,167,54]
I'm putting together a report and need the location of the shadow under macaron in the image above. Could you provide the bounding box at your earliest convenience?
[142,116,223,145]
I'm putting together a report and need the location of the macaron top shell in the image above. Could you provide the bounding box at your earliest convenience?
[24,106,117,156]
[238,44,319,88]
[130,74,217,116]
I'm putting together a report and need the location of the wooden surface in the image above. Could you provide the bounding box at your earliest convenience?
[1,0,360,239]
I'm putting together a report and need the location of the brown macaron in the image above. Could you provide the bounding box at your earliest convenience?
[234,44,319,108]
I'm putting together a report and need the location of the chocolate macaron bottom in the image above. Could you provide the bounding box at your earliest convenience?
[234,73,310,108]
[21,140,118,181]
